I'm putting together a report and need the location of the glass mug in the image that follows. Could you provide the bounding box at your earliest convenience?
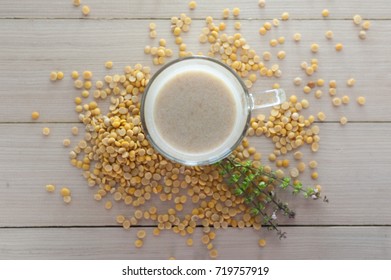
[141,56,286,166]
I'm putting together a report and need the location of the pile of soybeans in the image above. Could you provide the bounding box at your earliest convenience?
[40,1,370,259]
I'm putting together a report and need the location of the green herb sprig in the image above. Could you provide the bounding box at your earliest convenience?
[217,156,328,239]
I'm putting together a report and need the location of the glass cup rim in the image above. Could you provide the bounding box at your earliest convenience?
[140,55,252,166]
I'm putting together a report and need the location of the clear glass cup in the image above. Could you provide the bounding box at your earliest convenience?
[141,56,286,166]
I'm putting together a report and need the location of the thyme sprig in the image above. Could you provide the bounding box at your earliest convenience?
[217,156,327,239]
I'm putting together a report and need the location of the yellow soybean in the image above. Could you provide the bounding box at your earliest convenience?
[134,239,143,248]
[42,127,50,136]
[57,71,64,80]
[258,239,266,247]
[31,111,40,120]
[60,187,71,197]
[45,184,56,192]
[137,230,146,239]
[82,5,90,16]
[188,1,197,10]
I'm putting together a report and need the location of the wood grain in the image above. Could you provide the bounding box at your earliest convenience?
[0,0,389,19]
[0,226,389,259]
[0,123,390,227]
[0,19,390,122]
[0,0,390,260]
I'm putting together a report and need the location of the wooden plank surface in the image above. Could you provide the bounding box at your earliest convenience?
[0,19,390,122]
[0,0,389,19]
[0,0,390,260]
[0,123,390,227]
[1,227,390,260]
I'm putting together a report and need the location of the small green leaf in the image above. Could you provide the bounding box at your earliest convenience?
[257,203,265,211]
[244,197,252,204]
[250,207,260,216]
[258,181,267,190]
[294,182,303,190]
[229,173,240,184]
[244,160,252,167]
[234,188,244,196]
[263,216,271,224]
[247,173,255,181]
[219,169,227,176]
[306,187,315,196]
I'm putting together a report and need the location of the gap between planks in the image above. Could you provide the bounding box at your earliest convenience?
[1,224,391,229]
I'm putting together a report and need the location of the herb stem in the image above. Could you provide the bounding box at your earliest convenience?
[217,155,324,238]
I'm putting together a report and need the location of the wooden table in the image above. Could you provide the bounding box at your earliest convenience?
[0,0,390,259]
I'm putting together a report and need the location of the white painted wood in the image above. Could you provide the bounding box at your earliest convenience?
[0,123,390,227]
[0,20,390,122]
[0,0,389,19]
[0,227,390,259]
[0,0,390,260]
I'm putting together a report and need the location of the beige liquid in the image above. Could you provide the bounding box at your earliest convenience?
[153,70,237,154]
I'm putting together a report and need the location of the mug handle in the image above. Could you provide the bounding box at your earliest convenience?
[249,89,286,110]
